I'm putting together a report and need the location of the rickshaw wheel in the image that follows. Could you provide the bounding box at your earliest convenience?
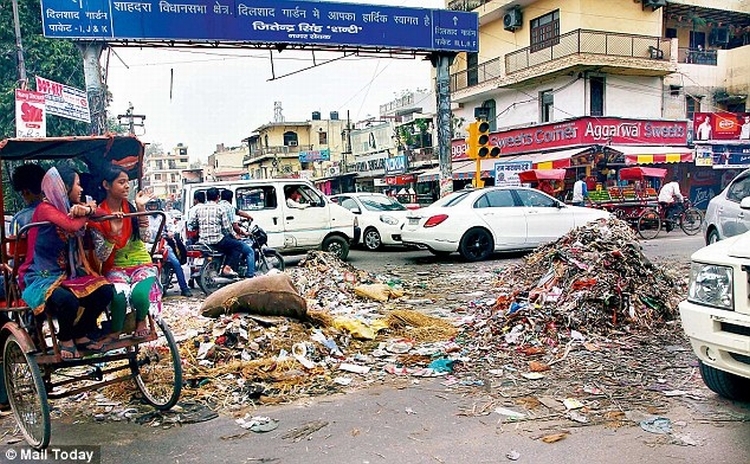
[3,335,50,450]
[637,208,661,240]
[680,208,704,236]
[130,317,182,410]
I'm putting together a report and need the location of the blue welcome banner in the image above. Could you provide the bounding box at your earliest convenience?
[299,148,331,162]
[40,0,479,53]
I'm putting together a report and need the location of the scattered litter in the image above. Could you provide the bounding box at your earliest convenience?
[640,417,672,434]
[563,399,584,410]
[236,415,279,433]
[521,372,545,380]
[540,432,569,443]
[339,363,371,375]
[506,450,521,461]
[281,420,329,442]
[494,407,526,420]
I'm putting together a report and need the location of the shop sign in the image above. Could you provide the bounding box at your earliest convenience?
[384,155,408,175]
[353,157,386,173]
[695,146,713,166]
[494,161,532,187]
[452,117,688,160]
[385,174,416,185]
[699,144,750,169]
[693,112,750,141]
[299,148,330,162]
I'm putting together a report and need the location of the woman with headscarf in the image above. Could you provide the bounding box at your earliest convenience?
[88,165,160,350]
[19,166,114,360]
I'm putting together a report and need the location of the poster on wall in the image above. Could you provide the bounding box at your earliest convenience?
[15,89,46,137]
[494,161,532,187]
[696,144,750,168]
[693,112,750,141]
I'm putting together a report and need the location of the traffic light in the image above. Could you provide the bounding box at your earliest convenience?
[476,120,500,158]
[466,122,479,159]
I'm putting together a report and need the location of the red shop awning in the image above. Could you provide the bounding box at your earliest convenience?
[610,145,694,164]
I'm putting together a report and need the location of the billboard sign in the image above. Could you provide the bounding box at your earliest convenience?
[15,89,47,138]
[40,0,479,53]
[452,117,689,160]
[384,154,408,175]
[693,112,750,141]
[35,76,91,123]
[494,161,531,187]
[299,148,330,162]
[699,144,750,169]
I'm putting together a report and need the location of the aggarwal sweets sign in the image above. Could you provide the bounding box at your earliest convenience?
[452,117,688,160]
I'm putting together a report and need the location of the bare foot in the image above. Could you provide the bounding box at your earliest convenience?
[59,341,80,360]
[86,333,121,351]
[133,320,149,339]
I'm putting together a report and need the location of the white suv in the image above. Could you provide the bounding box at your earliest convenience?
[703,168,750,244]
[679,225,750,400]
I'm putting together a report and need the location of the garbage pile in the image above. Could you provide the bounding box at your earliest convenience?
[97,251,459,417]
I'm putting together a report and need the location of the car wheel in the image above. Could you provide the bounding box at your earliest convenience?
[363,227,382,251]
[458,228,493,262]
[322,235,350,261]
[699,361,750,401]
[706,228,721,245]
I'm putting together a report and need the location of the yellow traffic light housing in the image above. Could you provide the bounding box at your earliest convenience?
[466,122,479,159]
[476,120,500,158]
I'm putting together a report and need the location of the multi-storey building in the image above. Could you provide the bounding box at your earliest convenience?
[143,143,190,201]
[242,111,349,192]
[207,143,249,182]
[442,0,750,205]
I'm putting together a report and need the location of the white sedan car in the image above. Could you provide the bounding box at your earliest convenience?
[702,168,750,244]
[329,193,410,250]
[401,186,610,261]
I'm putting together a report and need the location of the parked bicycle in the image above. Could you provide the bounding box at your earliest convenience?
[636,198,704,240]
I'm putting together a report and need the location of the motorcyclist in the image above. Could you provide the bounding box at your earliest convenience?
[218,189,256,278]
[188,187,244,277]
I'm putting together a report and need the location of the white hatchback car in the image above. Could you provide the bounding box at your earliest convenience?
[401,186,610,261]
[329,193,410,250]
[703,168,750,245]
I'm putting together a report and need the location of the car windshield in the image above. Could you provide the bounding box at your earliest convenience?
[359,195,407,212]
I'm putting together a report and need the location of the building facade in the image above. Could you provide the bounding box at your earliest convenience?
[207,143,249,182]
[143,143,190,201]
[442,0,750,203]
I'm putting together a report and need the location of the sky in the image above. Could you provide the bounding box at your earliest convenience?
[105,0,444,162]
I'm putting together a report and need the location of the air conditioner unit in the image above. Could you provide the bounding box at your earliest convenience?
[328,165,341,176]
[642,0,666,11]
[288,140,298,147]
[503,7,522,32]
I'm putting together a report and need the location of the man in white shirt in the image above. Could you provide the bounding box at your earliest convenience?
[571,174,589,206]
[697,116,712,140]
[658,176,685,231]
[740,116,750,140]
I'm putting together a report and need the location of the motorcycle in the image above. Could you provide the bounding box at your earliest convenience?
[188,221,285,295]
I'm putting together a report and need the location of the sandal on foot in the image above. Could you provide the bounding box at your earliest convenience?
[59,343,81,361]
[133,323,150,339]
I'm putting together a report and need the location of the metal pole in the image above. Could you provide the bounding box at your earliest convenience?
[78,42,107,136]
[431,53,455,198]
[11,0,27,88]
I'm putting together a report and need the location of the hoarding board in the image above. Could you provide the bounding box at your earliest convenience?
[40,0,479,53]
[494,161,531,187]
[15,90,46,138]
[693,112,750,141]
[35,76,91,123]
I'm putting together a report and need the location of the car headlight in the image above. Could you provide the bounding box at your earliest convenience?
[688,263,734,310]
[379,214,399,225]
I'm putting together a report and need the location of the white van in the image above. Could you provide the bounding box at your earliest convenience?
[181,179,360,260]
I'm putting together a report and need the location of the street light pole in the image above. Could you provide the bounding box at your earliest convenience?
[11,0,27,88]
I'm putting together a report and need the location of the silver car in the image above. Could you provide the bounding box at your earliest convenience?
[703,168,750,244]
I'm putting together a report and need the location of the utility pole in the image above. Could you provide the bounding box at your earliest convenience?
[11,0,27,88]
[431,53,456,198]
[79,42,108,135]
[117,102,146,135]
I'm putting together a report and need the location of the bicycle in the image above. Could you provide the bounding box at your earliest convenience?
[636,199,704,240]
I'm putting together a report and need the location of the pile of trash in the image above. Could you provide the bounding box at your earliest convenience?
[97,251,459,417]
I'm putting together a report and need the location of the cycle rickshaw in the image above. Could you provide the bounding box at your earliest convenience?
[0,135,182,449]
[587,166,703,239]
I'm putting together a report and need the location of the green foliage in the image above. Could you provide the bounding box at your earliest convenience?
[0,0,91,139]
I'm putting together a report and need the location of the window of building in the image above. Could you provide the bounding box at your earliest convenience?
[178,148,187,156]
[467,52,479,86]
[665,28,677,39]
[154,174,162,181]
[283,131,299,147]
[589,76,604,116]
[481,99,497,131]
[727,101,746,113]
[530,10,560,53]
[540,90,554,123]
[319,131,328,145]
[686,96,698,120]
[689,31,706,49]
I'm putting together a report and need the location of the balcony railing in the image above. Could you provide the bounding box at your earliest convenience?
[505,29,670,75]
[450,56,503,93]
[243,144,314,164]
[678,47,718,66]
[446,0,491,11]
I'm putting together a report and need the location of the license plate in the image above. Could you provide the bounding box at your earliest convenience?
[408,218,419,225]
[192,257,204,266]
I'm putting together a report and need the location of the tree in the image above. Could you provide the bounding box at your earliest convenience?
[0,0,91,138]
